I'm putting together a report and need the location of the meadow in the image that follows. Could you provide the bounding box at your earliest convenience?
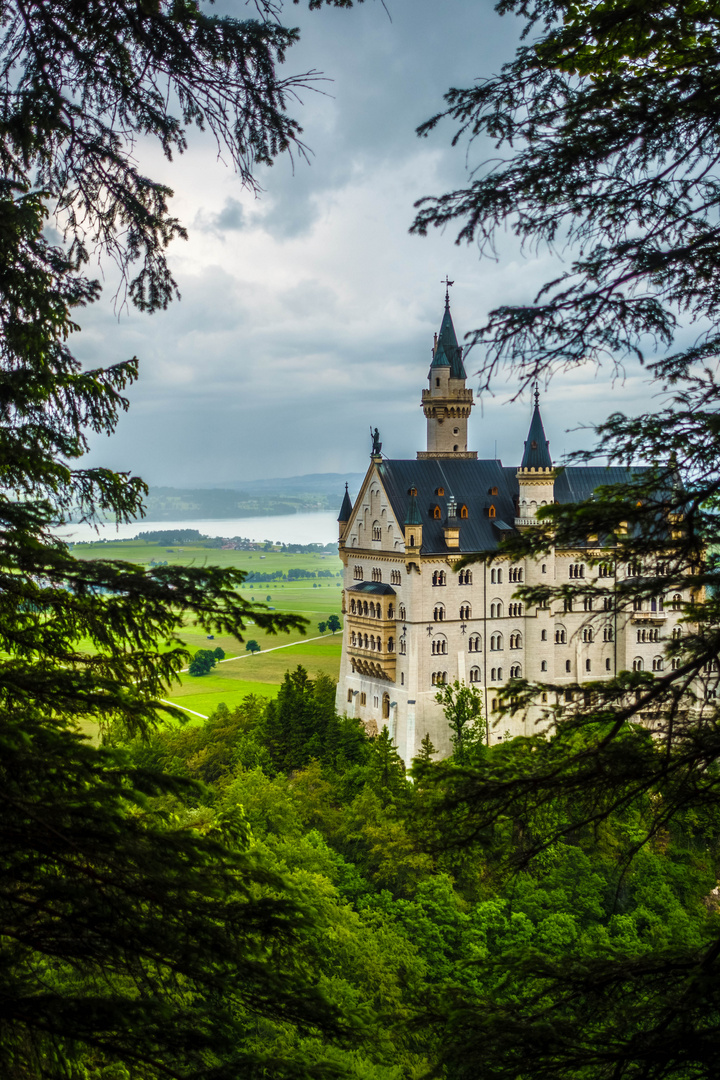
[71,541,344,718]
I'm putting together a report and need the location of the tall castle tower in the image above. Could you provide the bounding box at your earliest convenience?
[417,291,477,460]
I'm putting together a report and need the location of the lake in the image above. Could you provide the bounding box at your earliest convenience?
[58,511,340,547]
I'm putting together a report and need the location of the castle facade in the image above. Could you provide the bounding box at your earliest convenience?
[335,297,686,761]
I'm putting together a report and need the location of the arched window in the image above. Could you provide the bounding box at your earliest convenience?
[399,605,406,621]
[672,626,682,640]
[490,600,503,619]
[469,634,481,652]
[488,505,496,518]
[509,603,523,617]
[460,604,471,620]
[541,629,547,641]
[350,599,356,614]
[672,593,682,611]
[388,637,394,653]
[387,603,394,619]
[565,660,571,673]
[582,627,593,643]
[603,597,613,611]
[433,604,445,622]
[491,568,497,584]
[509,632,522,649]
[652,656,663,671]
[633,598,643,612]
[354,565,364,581]
[509,567,523,583]
[459,504,469,519]
[399,639,406,655]
[382,693,390,719]
[362,601,369,616]
[469,666,481,683]
[510,664,522,679]
[541,660,547,672]
[351,631,357,646]
[431,637,448,655]
[432,505,442,520]
[583,597,593,612]
[555,626,567,644]
[363,634,369,649]
[432,570,446,586]
[569,563,585,579]
[490,632,503,651]
[606,658,611,671]
[372,522,381,541]
[585,659,591,672]
[459,569,472,585]
[633,657,644,672]
[372,567,382,582]
[370,635,376,651]
[369,602,376,618]
[671,657,680,670]
[435,487,445,497]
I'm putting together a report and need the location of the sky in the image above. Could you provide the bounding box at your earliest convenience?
[72,0,660,490]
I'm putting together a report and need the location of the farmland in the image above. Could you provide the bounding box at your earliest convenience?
[71,540,344,717]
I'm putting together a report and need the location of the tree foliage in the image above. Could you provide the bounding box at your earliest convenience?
[411,1,720,1076]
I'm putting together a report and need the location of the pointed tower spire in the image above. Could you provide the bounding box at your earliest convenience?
[521,384,553,469]
[338,482,353,524]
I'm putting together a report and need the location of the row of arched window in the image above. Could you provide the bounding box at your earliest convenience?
[637,628,660,642]
[431,639,448,655]
[349,598,389,619]
[350,631,394,653]
[632,657,664,671]
[432,568,474,586]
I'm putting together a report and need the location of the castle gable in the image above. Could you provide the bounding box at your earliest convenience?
[343,465,406,552]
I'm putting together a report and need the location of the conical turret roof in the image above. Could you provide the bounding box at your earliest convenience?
[430,299,466,378]
[521,392,553,469]
[337,483,353,522]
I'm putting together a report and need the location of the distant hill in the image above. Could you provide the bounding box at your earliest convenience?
[139,473,365,522]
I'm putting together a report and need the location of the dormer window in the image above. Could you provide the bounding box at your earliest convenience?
[488,505,496,519]
[459,504,468,519]
[435,487,445,496]
[488,486,498,496]
[432,505,442,520]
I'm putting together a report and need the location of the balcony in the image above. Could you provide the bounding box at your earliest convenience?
[348,643,396,682]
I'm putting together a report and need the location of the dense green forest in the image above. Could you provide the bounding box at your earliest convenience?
[81,667,717,1079]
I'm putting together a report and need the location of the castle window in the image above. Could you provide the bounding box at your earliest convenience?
[354,565,363,580]
[409,535,415,547]
[401,672,404,684]
[564,598,573,612]
[469,666,481,683]
[433,604,445,622]
[633,598,642,612]
[372,567,382,582]
[362,601,369,616]
[599,563,612,577]
[565,660,571,673]
[432,570,446,586]
[459,568,472,585]
[582,628,593,643]
[509,603,523,617]
[388,637,394,653]
[672,626,682,640]
[488,505,496,518]
[603,597,613,611]
[583,597,593,612]
[603,625,614,642]
[388,604,394,619]
[347,689,353,702]
[372,522,381,541]
[432,505,442,519]
[431,637,448,655]
[360,692,367,706]
[633,658,644,672]
[432,671,447,686]
[435,487,445,496]
[350,599,356,614]
[399,605,406,621]
[509,632,522,649]
[606,658,611,671]
[509,567,523,583]
[671,657,680,670]
[541,660,547,672]
[555,626,567,644]
[510,664,522,679]
[436,378,440,387]
[585,659,591,672]
[672,593,682,610]
[391,570,402,585]
[490,632,503,651]
[459,504,468,519]
[399,639,406,655]
[541,564,547,573]
[351,631,356,646]
[460,604,471,620]
[541,629,547,641]
[652,656,663,671]
[453,445,459,451]
[369,602,376,618]
[569,563,585,579]
[490,601,503,619]
[489,487,498,496]
[383,693,390,719]
[469,634,481,652]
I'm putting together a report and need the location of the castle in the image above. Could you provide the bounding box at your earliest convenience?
[335,295,686,761]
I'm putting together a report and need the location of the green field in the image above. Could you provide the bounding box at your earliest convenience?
[72,541,344,717]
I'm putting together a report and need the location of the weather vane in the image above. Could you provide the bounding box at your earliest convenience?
[442,275,455,305]
[534,382,540,408]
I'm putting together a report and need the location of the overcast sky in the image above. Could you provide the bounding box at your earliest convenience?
[73,0,660,490]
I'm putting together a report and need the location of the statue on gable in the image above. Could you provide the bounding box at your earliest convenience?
[371,427,382,456]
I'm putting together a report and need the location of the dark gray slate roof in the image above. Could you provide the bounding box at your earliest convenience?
[338,483,353,522]
[348,582,397,595]
[376,459,645,555]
